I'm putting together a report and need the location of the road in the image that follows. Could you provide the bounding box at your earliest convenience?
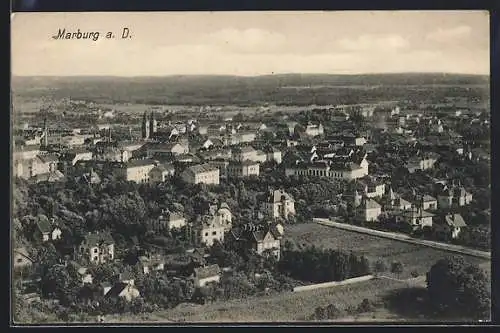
[313,218,491,260]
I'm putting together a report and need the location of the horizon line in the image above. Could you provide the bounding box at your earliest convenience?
[11,71,490,78]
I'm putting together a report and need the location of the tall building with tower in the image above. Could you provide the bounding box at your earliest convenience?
[142,111,157,140]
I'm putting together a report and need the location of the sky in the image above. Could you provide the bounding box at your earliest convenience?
[11,11,490,76]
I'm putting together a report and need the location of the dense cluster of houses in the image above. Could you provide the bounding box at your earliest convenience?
[12,101,489,305]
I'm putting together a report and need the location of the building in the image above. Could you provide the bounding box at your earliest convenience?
[61,148,93,166]
[359,198,382,222]
[194,215,226,247]
[405,154,438,173]
[181,164,220,185]
[156,210,186,231]
[192,264,221,288]
[285,156,369,181]
[104,281,141,302]
[113,159,157,183]
[232,146,257,162]
[227,160,260,178]
[261,189,295,220]
[142,111,158,139]
[434,214,467,239]
[437,185,473,209]
[400,206,434,230]
[146,142,189,158]
[264,146,282,164]
[13,144,41,160]
[138,255,165,275]
[149,163,175,184]
[419,194,438,210]
[13,247,34,271]
[78,232,115,265]
[228,223,284,260]
[34,215,62,242]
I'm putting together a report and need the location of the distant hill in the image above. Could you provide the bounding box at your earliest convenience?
[12,73,489,107]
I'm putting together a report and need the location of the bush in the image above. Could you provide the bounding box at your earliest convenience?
[325,303,342,319]
[410,270,419,278]
[357,298,376,313]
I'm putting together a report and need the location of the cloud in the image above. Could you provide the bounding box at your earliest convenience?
[207,28,287,53]
[426,25,472,42]
[337,34,410,52]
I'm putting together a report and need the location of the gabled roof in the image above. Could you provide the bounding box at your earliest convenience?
[422,194,437,202]
[36,215,53,234]
[444,214,467,228]
[37,154,59,163]
[186,163,218,174]
[83,232,114,247]
[125,159,156,168]
[104,282,130,298]
[363,199,381,209]
[194,264,221,279]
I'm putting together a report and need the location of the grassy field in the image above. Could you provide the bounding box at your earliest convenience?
[284,223,490,279]
[103,278,415,323]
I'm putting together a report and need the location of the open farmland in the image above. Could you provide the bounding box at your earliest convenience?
[284,223,490,279]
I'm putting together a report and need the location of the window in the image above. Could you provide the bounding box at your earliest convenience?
[212,231,217,236]
[94,248,98,254]
[17,258,23,263]
[205,232,209,236]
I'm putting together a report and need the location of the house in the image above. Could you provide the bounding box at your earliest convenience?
[419,194,438,210]
[61,148,93,166]
[104,281,140,302]
[156,210,186,231]
[400,206,434,230]
[146,142,189,158]
[227,160,260,178]
[113,159,157,183]
[228,223,284,260]
[149,163,175,184]
[181,163,220,185]
[434,214,467,239]
[13,247,34,271]
[77,168,101,185]
[358,178,386,198]
[236,131,257,144]
[264,146,282,164]
[261,189,295,219]
[232,146,257,162]
[192,264,221,288]
[405,154,438,173]
[138,255,165,274]
[34,215,62,242]
[437,185,473,209]
[78,231,115,265]
[77,267,94,285]
[32,170,66,183]
[193,203,231,246]
[359,198,382,222]
[296,123,324,137]
[13,144,41,160]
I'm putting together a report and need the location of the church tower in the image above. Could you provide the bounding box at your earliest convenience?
[142,111,150,139]
[149,111,158,136]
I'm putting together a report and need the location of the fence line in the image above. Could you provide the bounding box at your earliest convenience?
[313,218,491,260]
[293,274,374,292]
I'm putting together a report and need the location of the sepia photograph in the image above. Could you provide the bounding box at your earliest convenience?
[11,10,491,324]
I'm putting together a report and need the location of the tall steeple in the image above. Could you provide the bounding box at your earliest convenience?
[149,111,157,136]
[142,111,150,140]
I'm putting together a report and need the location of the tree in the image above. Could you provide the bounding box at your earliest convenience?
[390,261,404,278]
[373,260,387,276]
[426,256,490,319]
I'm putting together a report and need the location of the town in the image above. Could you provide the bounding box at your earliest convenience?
[11,81,491,323]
